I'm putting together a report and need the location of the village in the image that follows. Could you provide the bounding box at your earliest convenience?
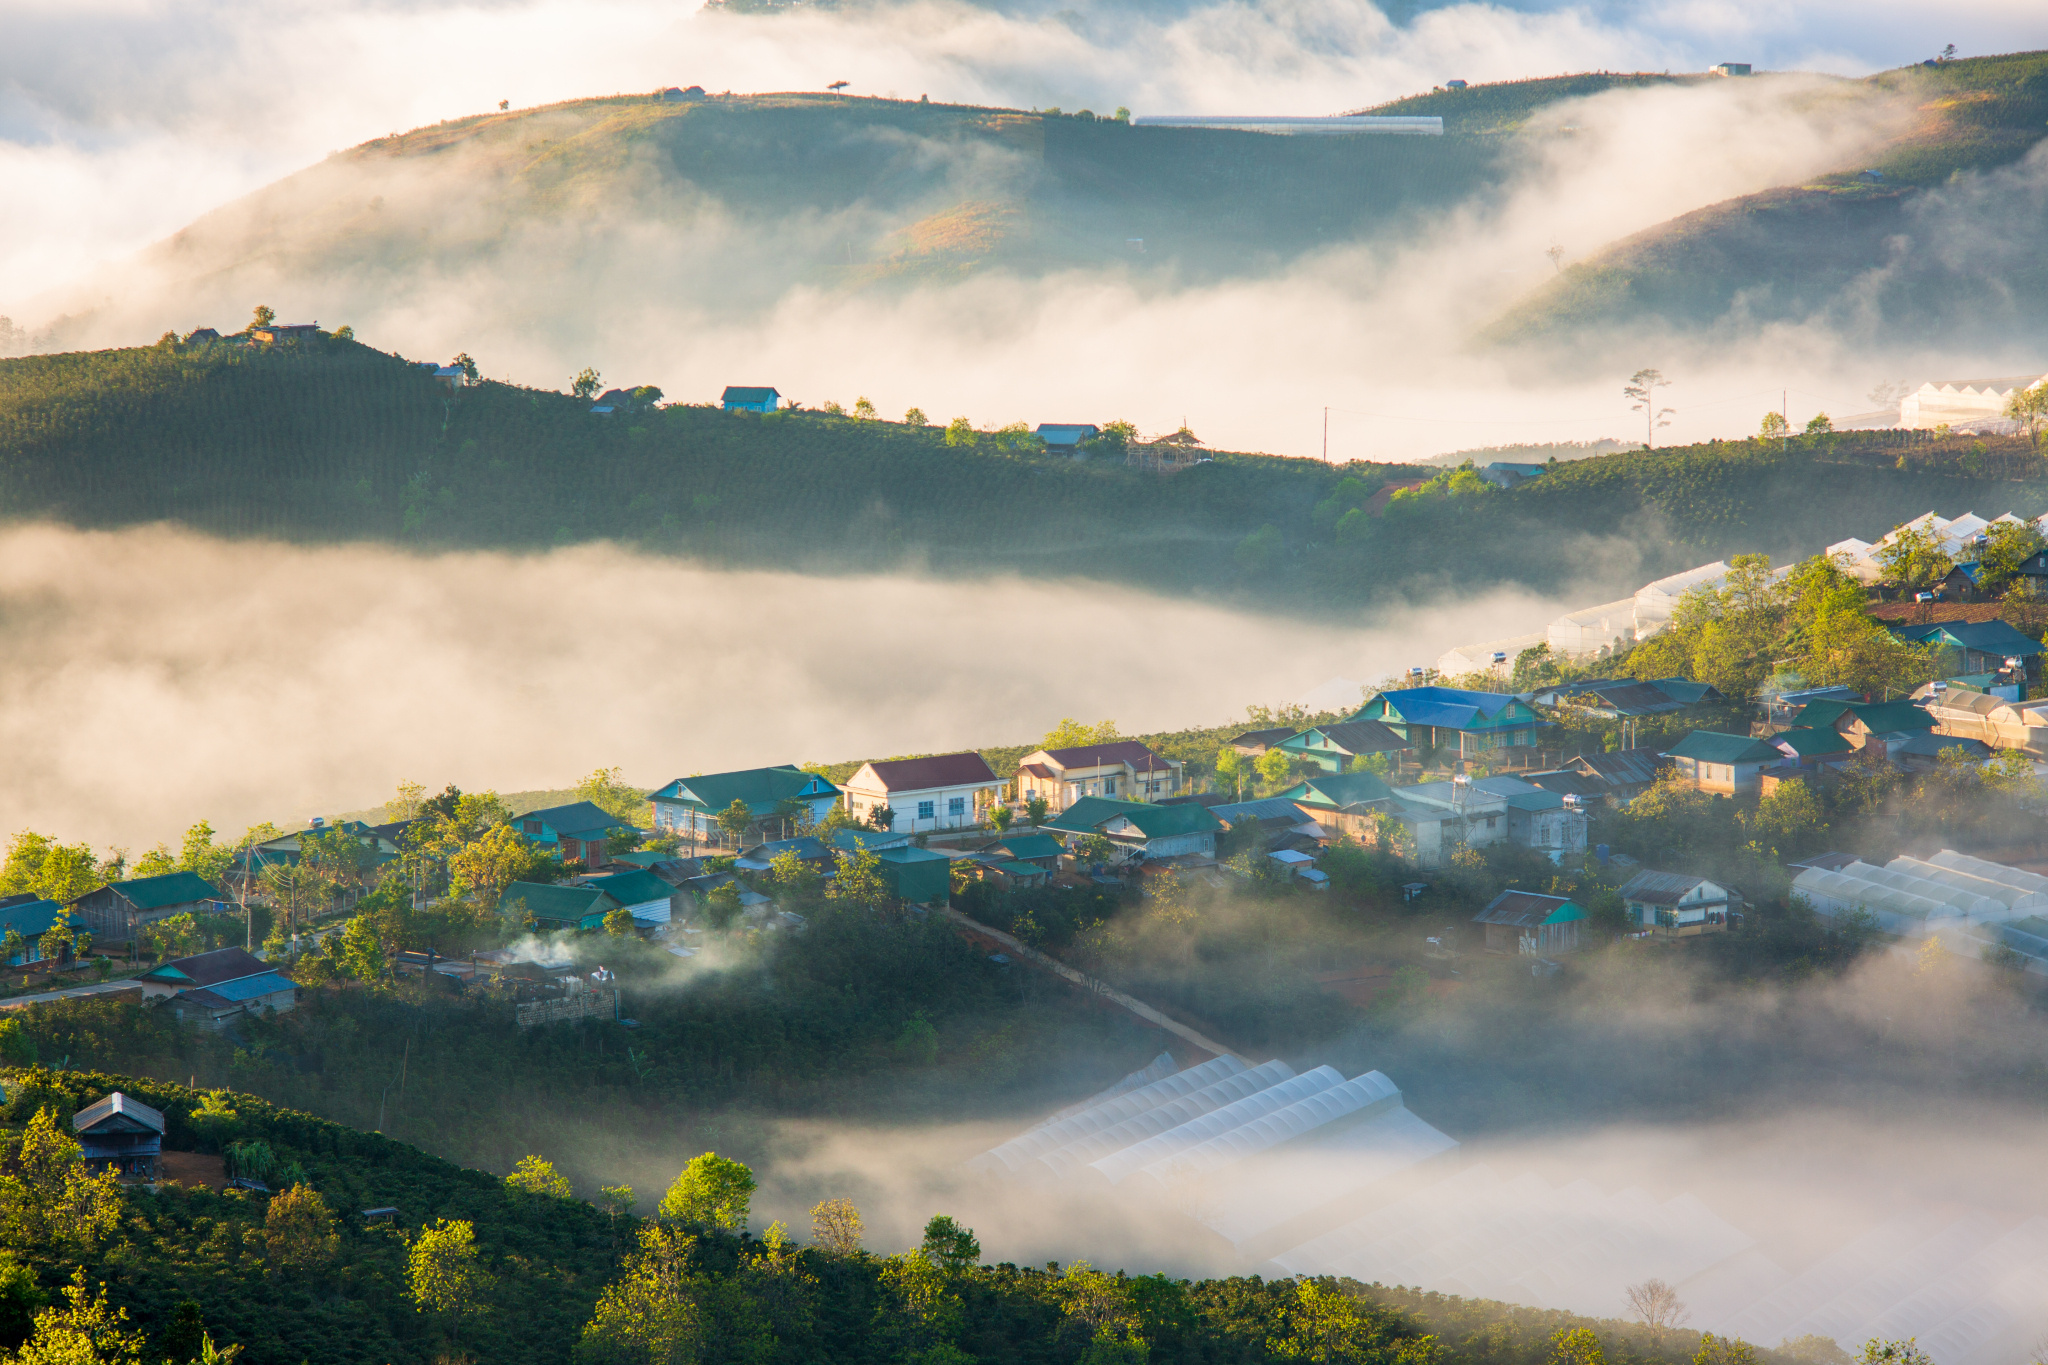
[6,493,2048,1044]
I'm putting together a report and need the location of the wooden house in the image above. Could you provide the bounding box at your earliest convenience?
[1616,871,1737,938]
[69,872,223,946]
[1473,891,1585,955]
[73,1092,165,1179]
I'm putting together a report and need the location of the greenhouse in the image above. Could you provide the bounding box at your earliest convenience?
[1791,861,2009,935]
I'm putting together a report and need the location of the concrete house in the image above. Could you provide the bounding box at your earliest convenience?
[1664,732,1782,794]
[1617,871,1738,938]
[650,766,841,847]
[721,386,780,413]
[69,872,223,946]
[1013,741,1183,811]
[1351,688,1546,762]
[1474,891,1585,955]
[1046,796,1223,862]
[1275,720,1411,773]
[842,753,1003,834]
[1384,779,1511,867]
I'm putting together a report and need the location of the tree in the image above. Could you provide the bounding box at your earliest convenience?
[1549,1327,1608,1365]
[1077,834,1116,865]
[447,822,540,909]
[988,803,1014,833]
[2006,383,2048,450]
[338,914,384,982]
[1255,747,1293,790]
[1876,522,1953,592]
[704,882,742,930]
[12,1269,145,1365]
[1759,411,1789,440]
[454,352,479,383]
[264,1184,340,1272]
[408,1218,491,1318]
[1,832,108,904]
[853,397,876,419]
[1024,795,1049,825]
[603,906,637,937]
[658,1153,755,1231]
[1043,718,1118,749]
[1624,1277,1689,1335]
[810,1197,864,1255]
[1779,1338,1853,1365]
[1854,1343,1933,1365]
[1978,518,2045,595]
[1804,412,1834,435]
[1623,368,1674,448]
[506,1155,574,1198]
[714,798,753,848]
[249,305,275,332]
[769,848,820,900]
[904,407,928,426]
[1215,746,1243,799]
[260,862,329,945]
[597,1185,636,1231]
[1545,244,1565,273]
[1746,777,1826,857]
[1054,1261,1144,1359]
[1694,1334,1760,1365]
[866,805,895,834]
[919,1215,979,1272]
[1267,1279,1411,1363]
[943,417,977,448]
[572,368,603,400]
[0,1106,122,1250]
[574,1223,699,1365]
[575,765,646,823]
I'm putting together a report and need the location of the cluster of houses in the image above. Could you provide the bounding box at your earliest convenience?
[1432,507,2048,680]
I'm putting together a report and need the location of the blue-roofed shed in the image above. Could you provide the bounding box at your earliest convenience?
[1351,687,1545,761]
[722,386,780,413]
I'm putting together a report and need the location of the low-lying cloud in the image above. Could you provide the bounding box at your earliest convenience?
[0,521,1580,852]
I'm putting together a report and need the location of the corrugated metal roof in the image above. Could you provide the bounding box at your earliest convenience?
[1666,731,1780,764]
[73,1091,165,1135]
[102,871,220,911]
[1474,891,1584,927]
[1617,870,1728,905]
[141,948,270,989]
[858,752,999,791]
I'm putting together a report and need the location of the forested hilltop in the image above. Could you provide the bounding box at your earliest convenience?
[2,335,2041,614]
[0,1064,1816,1365]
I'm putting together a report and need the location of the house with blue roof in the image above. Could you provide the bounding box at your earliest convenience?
[0,894,87,966]
[1350,687,1546,763]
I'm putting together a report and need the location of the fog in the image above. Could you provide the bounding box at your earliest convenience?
[0,520,1586,853]
[543,928,2048,1356]
[5,0,2045,457]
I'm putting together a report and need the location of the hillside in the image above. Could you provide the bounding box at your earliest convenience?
[1482,51,2048,357]
[0,1066,1782,1365]
[2,336,2044,614]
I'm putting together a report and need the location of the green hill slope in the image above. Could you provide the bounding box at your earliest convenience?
[3,336,2044,614]
[0,1064,1773,1365]
[1481,51,2048,357]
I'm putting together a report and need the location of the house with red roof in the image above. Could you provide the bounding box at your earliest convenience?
[1012,741,1183,814]
[841,752,1004,834]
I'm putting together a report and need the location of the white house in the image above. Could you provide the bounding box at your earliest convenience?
[842,753,1003,834]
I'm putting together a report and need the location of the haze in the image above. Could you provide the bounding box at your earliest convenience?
[0,521,1582,853]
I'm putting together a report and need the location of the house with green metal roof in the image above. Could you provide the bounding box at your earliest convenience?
[1270,772,1396,843]
[68,872,224,946]
[1664,731,1783,794]
[870,846,953,905]
[1274,720,1412,773]
[1768,726,1856,767]
[580,870,680,925]
[1890,618,2044,678]
[1350,687,1546,762]
[514,802,642,869]
[500,882,620,931]
[1474,890,1586,955]
[649,766,840,849]
[1046,797,1222,860]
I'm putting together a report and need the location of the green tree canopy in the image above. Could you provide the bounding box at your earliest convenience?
[658,1153,755,1232]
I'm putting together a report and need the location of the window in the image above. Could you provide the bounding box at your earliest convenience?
[947,797,966,817]
[917,800,935,820]
[524,821,541,835]
[1104,778,1117,795]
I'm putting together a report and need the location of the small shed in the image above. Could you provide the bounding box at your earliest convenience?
[1474,891,1585,955]
[976,832,1064,869]
[73,1092,165,1178]
[871,846,953,905]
